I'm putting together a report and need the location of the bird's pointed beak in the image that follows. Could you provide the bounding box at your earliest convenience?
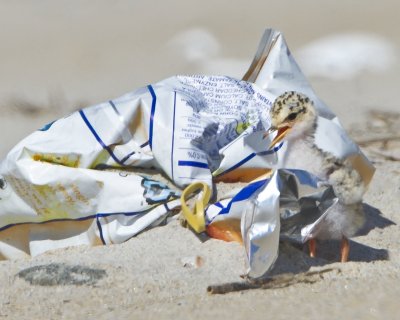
[266,126,291,149]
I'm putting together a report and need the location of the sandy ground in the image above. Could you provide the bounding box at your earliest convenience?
[1,1,400,319]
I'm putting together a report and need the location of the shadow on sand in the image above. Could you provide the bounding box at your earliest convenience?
[270,202,395,276]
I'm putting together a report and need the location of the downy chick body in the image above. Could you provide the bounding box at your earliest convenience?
[269,91,365,239]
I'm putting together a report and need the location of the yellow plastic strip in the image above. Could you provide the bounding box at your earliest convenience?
[180,182,211,233]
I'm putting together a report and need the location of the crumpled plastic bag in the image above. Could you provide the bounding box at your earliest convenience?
[206,168,338,278]
[0,29,374,278]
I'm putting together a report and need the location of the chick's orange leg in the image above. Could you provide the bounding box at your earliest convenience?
[308,238,317,258]
[340,236,350,262]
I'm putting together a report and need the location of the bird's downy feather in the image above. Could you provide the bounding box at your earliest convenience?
[269,91,366,240]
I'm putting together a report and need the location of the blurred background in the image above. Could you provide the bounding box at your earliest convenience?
[1,0,399,157]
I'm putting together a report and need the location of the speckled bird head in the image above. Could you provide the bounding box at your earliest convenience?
[269,91,317,145]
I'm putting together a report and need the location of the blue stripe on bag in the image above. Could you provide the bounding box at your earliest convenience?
[0,208,156,234]
[79,110,125,165]
[80,107,150,166]
[206,179,268,224]
[178,161,209,169]
[96,217,106,245]
[218,179,268,214]
[147,85,157,150]
[213,142,284,178]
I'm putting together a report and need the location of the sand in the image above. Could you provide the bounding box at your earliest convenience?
[0,1,399,319]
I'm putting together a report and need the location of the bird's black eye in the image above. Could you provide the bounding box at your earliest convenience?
[287,113,297,121]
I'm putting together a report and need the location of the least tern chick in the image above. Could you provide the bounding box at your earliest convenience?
[267,91,366,262]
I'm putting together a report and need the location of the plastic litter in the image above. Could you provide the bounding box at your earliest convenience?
[0,29,374,278]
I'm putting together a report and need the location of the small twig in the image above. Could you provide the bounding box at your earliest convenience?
[355,135,400,146]
[369,149,400,162]
[369,110,400,121]
[207,268,340,295]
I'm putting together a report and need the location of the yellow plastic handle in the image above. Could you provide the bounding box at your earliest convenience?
[180,182,211,233]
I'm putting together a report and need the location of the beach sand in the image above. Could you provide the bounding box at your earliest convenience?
[0,1,399,319]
